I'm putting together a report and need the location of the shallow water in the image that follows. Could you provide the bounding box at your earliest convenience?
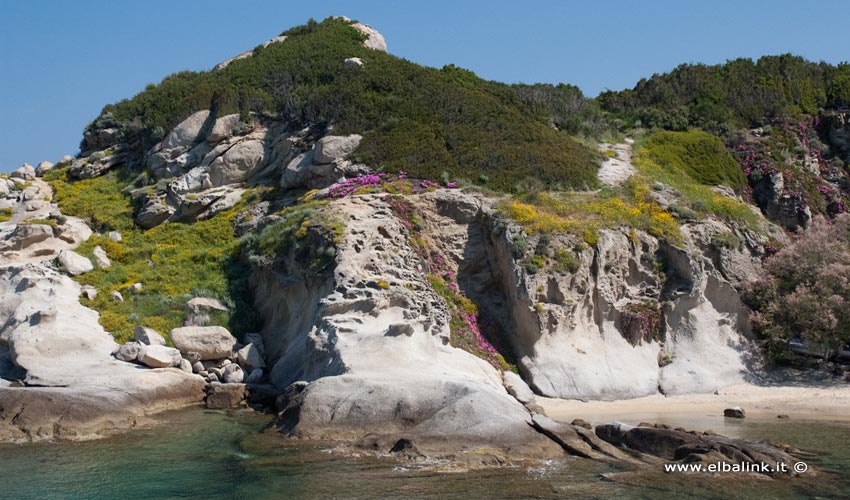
[1,408,849,499]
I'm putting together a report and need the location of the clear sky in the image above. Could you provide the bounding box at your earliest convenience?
[1,0,848,171]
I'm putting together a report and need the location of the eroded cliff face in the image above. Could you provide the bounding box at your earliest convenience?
[251,194,560,459]
[247,186,777,457]
[416,190,767,401]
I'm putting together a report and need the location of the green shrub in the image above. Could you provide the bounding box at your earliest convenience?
[642,130,745,190]
[90,17,598,192]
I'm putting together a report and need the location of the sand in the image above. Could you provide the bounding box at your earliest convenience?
[539,383,850,425]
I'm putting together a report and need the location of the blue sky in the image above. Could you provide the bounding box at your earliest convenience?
[1,0,848,171]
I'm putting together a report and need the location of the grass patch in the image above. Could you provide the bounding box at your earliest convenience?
[641,130,745,190]
[0,207,12,223]
[502,181,682,244]
[50,167,259,342]
[632,137,761,229]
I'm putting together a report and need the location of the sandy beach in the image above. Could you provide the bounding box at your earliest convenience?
[539,383,850,425]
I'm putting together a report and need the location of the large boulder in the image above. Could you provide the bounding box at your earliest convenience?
[207,114,241,144]
[138,345,182,368]
[205,382,246,408]
[162,110,211,150]
[352,22,387,52]
[502,371,535,404]
[133,325,167,346]
[135,196,174,228]
[170,326,237,360]
[208,138,265,186]
[237,343,265,372]
[8,224,53,250]
[11,164,35,181]
[114,342,143,362]
[314,134,362,164]
[92,245,111,268]
[58,249,93,276]
[34,161,55,177]
[186,297,229,314]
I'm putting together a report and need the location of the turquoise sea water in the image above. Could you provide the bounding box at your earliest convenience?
[1,408,849,499]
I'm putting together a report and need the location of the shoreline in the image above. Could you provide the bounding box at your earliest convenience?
[538,383,850,425]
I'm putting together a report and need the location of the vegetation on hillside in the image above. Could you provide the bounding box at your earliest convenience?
[44,167,258,342]
[598,55,850,133]
[744,214,850,361]
[641,130,745,190]
[89,17,598,191]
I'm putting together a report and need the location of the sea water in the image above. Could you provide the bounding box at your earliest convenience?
[1,408,849,499]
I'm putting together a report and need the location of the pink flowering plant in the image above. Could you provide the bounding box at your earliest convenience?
[324,171,459,199]
[621,301,663,345]
[744,214,850,361]
[386,194,513,371]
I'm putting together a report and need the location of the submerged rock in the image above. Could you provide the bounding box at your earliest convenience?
[205,382,246,409]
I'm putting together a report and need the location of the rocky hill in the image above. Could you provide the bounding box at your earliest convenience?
[0,16,846,469]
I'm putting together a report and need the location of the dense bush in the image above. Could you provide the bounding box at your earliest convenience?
[513,82,611,137]
[598,55,849,133]
[88,17,598,191]
[642,130,746,190]
[744,214,850,360]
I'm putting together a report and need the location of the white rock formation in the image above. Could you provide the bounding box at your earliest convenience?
[255,194,560,458]
[0,186,204,442]
[57,249,93,276]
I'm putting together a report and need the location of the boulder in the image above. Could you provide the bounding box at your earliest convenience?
[114,342,143,362]
[92,245,111,268]
[35,161,55,177]
[352,22,387,52]
[162,110,211,150]
[192,361,205,373]
[243,333,265,357]
[138,345,182,368]
[245,368,264,384]
[80,285,98,300]
[205,382,246,409]
[107,231,122,242]
[223,364,244,384]
[208,138,265,186]
[110,290,124,302]
[207,114,241,143]
[133,325,167,346]
[183,352,202,364]
[11,164,35,181]
[724,407,746,418]
[135,197,174,229]
[178,359,193,373]
[314,134,362,164]
[343,57,364,68]
[502,371,535,404]
[170,326,237,360]
[186,297,229,313]
[58,249,93,276]
[58,155,74,165]
[237,343,265,372]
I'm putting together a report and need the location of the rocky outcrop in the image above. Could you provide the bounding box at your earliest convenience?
[415,190,772,401]
[0,185,205,443]
[254,194,560,459]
